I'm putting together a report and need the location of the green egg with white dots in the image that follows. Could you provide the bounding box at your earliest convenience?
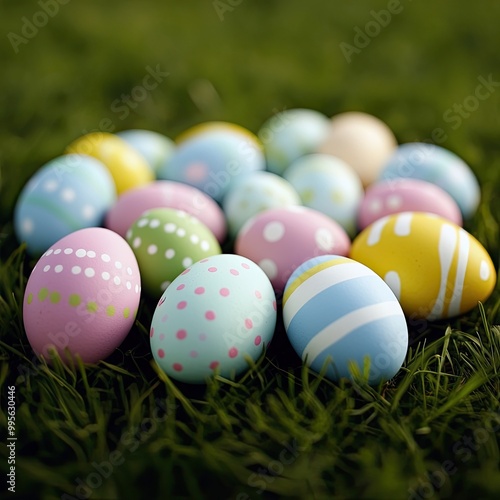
[127,208,222,298]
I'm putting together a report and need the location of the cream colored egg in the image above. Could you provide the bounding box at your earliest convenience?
[317,111,397,187]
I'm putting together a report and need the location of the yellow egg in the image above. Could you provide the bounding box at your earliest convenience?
[350,212,496,320]
[66,133,153,194]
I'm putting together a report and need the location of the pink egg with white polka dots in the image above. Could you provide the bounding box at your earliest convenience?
[234,206,351,295]
[23,227,141,364]
[150,254,277,384]
[357,178,463,230]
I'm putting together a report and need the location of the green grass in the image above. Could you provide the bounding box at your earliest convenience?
[1,0,500,498]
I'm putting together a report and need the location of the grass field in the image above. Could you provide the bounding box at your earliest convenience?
[1,0,500,498]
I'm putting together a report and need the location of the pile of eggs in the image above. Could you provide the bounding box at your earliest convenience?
[16,112,497,385]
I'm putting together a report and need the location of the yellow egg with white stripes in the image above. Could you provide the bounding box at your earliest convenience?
[350,212,497,320]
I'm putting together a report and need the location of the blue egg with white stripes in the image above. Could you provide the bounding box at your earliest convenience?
[282,255,408,384]
[14,154,116,257]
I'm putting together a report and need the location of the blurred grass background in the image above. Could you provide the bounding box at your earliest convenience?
[1,1,500,499]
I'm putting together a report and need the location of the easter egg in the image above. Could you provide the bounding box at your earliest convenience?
[283,153,364,236]
[150,254,277,384]
[105,181,227,243]
[222,171,301,238]
[358,178,463,230]
[116,129,175,174]
[378,143,480,218]
[14,154,116,256]
[23,227,141,364]
[350,212,496,320]
[126,208,221,298]
[283,255,408,383]
[66,132,154,194]
[157,122,265,202]
[235,206,351,294]
[317,111,398,187]
[258,108,330,175]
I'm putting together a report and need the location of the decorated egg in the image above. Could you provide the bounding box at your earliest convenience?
[235,206,351,294]
[23,227,141,363]
[14,154,116,256]
[150,254,277,384]
[66,132,153,194]
[283,255,408,384]
[258,108,330,175]
[350,212,496,320]
[116,129,176,174]
[157,122,265,202]
[378,143,480,218]
[283,153,364,236]
[126,208,221,298]
[222,171,301,237]
[358,178,463,230]
[317,111,397,187]
[105,181,227,243]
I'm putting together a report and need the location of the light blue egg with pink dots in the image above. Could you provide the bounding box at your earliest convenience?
[14,154,116,257]
[150,254,277,384]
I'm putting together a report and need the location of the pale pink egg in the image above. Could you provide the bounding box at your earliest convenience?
[23,227,141,363]
[358,178,463,230]
[105,180,227,243]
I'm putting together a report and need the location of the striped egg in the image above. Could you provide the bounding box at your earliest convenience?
[283,255,408,384]
[350,212,497,320]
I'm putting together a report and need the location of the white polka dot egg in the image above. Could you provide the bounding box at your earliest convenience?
[150,254,277,384]
[23,227,141,364]
[235,206,351,295]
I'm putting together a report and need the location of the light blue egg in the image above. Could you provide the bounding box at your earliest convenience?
[14,154,116,256]
[378,143,480,218]
[150,254,277,384]
[116,129,175,174]
[258,108,330,175]
[222,171,301,237]
[283,154,364,237]
[283,255,408,384]
[157,124,265,203]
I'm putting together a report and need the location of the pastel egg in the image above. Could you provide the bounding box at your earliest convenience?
[116,129,176,174]
[66,132,154,194]
[350,212,496,320]
[378,143,480,219]
[23,227,141,364]
[317,111,398,187]
[358,178,463,230]
[14,154,116,256]
[157,122,265,202]
[283,255,408,384]
[105,180,227,243]
[150,254,277,384]
[283,153,364,237]
[126,208,221,298]
[235,206,351,294]
[222,171,301,238]
[258,108,330,175]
